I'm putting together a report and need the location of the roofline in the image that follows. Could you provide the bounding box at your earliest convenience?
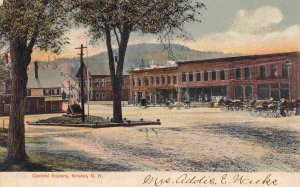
[176,51,300,65]
[128,66,178,73]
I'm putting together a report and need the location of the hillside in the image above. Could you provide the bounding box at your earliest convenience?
[41,43,240,76]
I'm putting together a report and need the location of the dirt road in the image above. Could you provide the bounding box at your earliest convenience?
[1,104,299,171]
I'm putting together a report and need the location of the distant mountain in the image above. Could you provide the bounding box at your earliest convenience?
[41,43,240,76]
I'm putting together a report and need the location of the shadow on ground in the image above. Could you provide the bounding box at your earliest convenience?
[202,123,300,154]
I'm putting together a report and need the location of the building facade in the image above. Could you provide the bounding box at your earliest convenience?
[0,62,64,115]
[77,64,130,101]
[130,52,300,103]
[129,66,178,103]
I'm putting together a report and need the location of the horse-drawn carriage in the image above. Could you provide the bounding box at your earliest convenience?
[219,97,297,118]
[219,98,244,111]
[249,98,296,117]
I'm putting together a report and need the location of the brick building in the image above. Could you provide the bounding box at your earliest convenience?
[130,52,300,103]
[129,66,178,104]
[77,63,130,101]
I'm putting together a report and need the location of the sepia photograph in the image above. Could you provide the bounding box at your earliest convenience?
[0,0,299,186]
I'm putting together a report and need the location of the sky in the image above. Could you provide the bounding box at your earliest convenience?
[32,0,300,61]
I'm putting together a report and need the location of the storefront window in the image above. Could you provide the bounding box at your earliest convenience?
[235,85,244,99]
[257,84,269,99]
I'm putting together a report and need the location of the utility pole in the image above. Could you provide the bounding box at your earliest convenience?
[86,40,90,116]
[75,44,87,122]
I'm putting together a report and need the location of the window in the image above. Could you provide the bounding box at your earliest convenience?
[162,77,165,85]
[235,68,241,80]
[220,70,226,80]
[44,89,51,96]
[52,89,59,95]
[204,71,209,81]
[280,83,290,99]
[235,86,244,99]
[212,71,217,81]
[173,75,177,84]
[95,79,100,87]
[245,86,253,99]
[182,72,187,82]
[156,77,160,85]
[260,66,266,79]
[196,72,201,81]
[95,92,100,100]
[167,76,171,85]
[101,92,106,99]
[245,67,251,80]
[145,78,149,86]
[150,77,154,85]
[257,84,270,99]
[27,89,31,96]
[282,64,289,79]
[101,79,106,87]
[271,64,277,78]
[138,78,142,86]
[189,72,194,82]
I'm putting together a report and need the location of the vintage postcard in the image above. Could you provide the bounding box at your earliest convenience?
[0,0,299,186]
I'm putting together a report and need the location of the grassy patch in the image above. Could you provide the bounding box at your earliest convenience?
[36,115,106,124]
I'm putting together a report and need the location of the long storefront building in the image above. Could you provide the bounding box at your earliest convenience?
[129,52,300,103]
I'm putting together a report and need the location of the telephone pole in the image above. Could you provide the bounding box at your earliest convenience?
[75,44,87,122]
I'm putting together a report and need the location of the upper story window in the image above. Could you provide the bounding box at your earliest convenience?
[138,78,142,86]
[204,71,209,81]
[101,79,106,87]
[282,64,289,79]
[271,64,277,79]
[182,72,187,82]
[52,88,60,95]
[196,72,201,81]
[235,68,241,80]
[212,71,217,81]
[245,67,251,80]
[260,66,266,79]
[189,72,194,82]
[167,76,171,85]
[26,89,31,96]
[150,77,154,85]
[162,76,166,85]
[44,89,51,96]
[0,83,5,93]
[145,78,149,86]
[173,75,177,84]
[220,70,226,80]
[156,76,160,85]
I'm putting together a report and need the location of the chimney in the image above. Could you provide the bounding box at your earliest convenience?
[34,61,39,79]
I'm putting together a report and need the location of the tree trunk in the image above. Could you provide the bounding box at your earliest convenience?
[112,74,123,122]
[7,41,30,162]
[296,99,300,116]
